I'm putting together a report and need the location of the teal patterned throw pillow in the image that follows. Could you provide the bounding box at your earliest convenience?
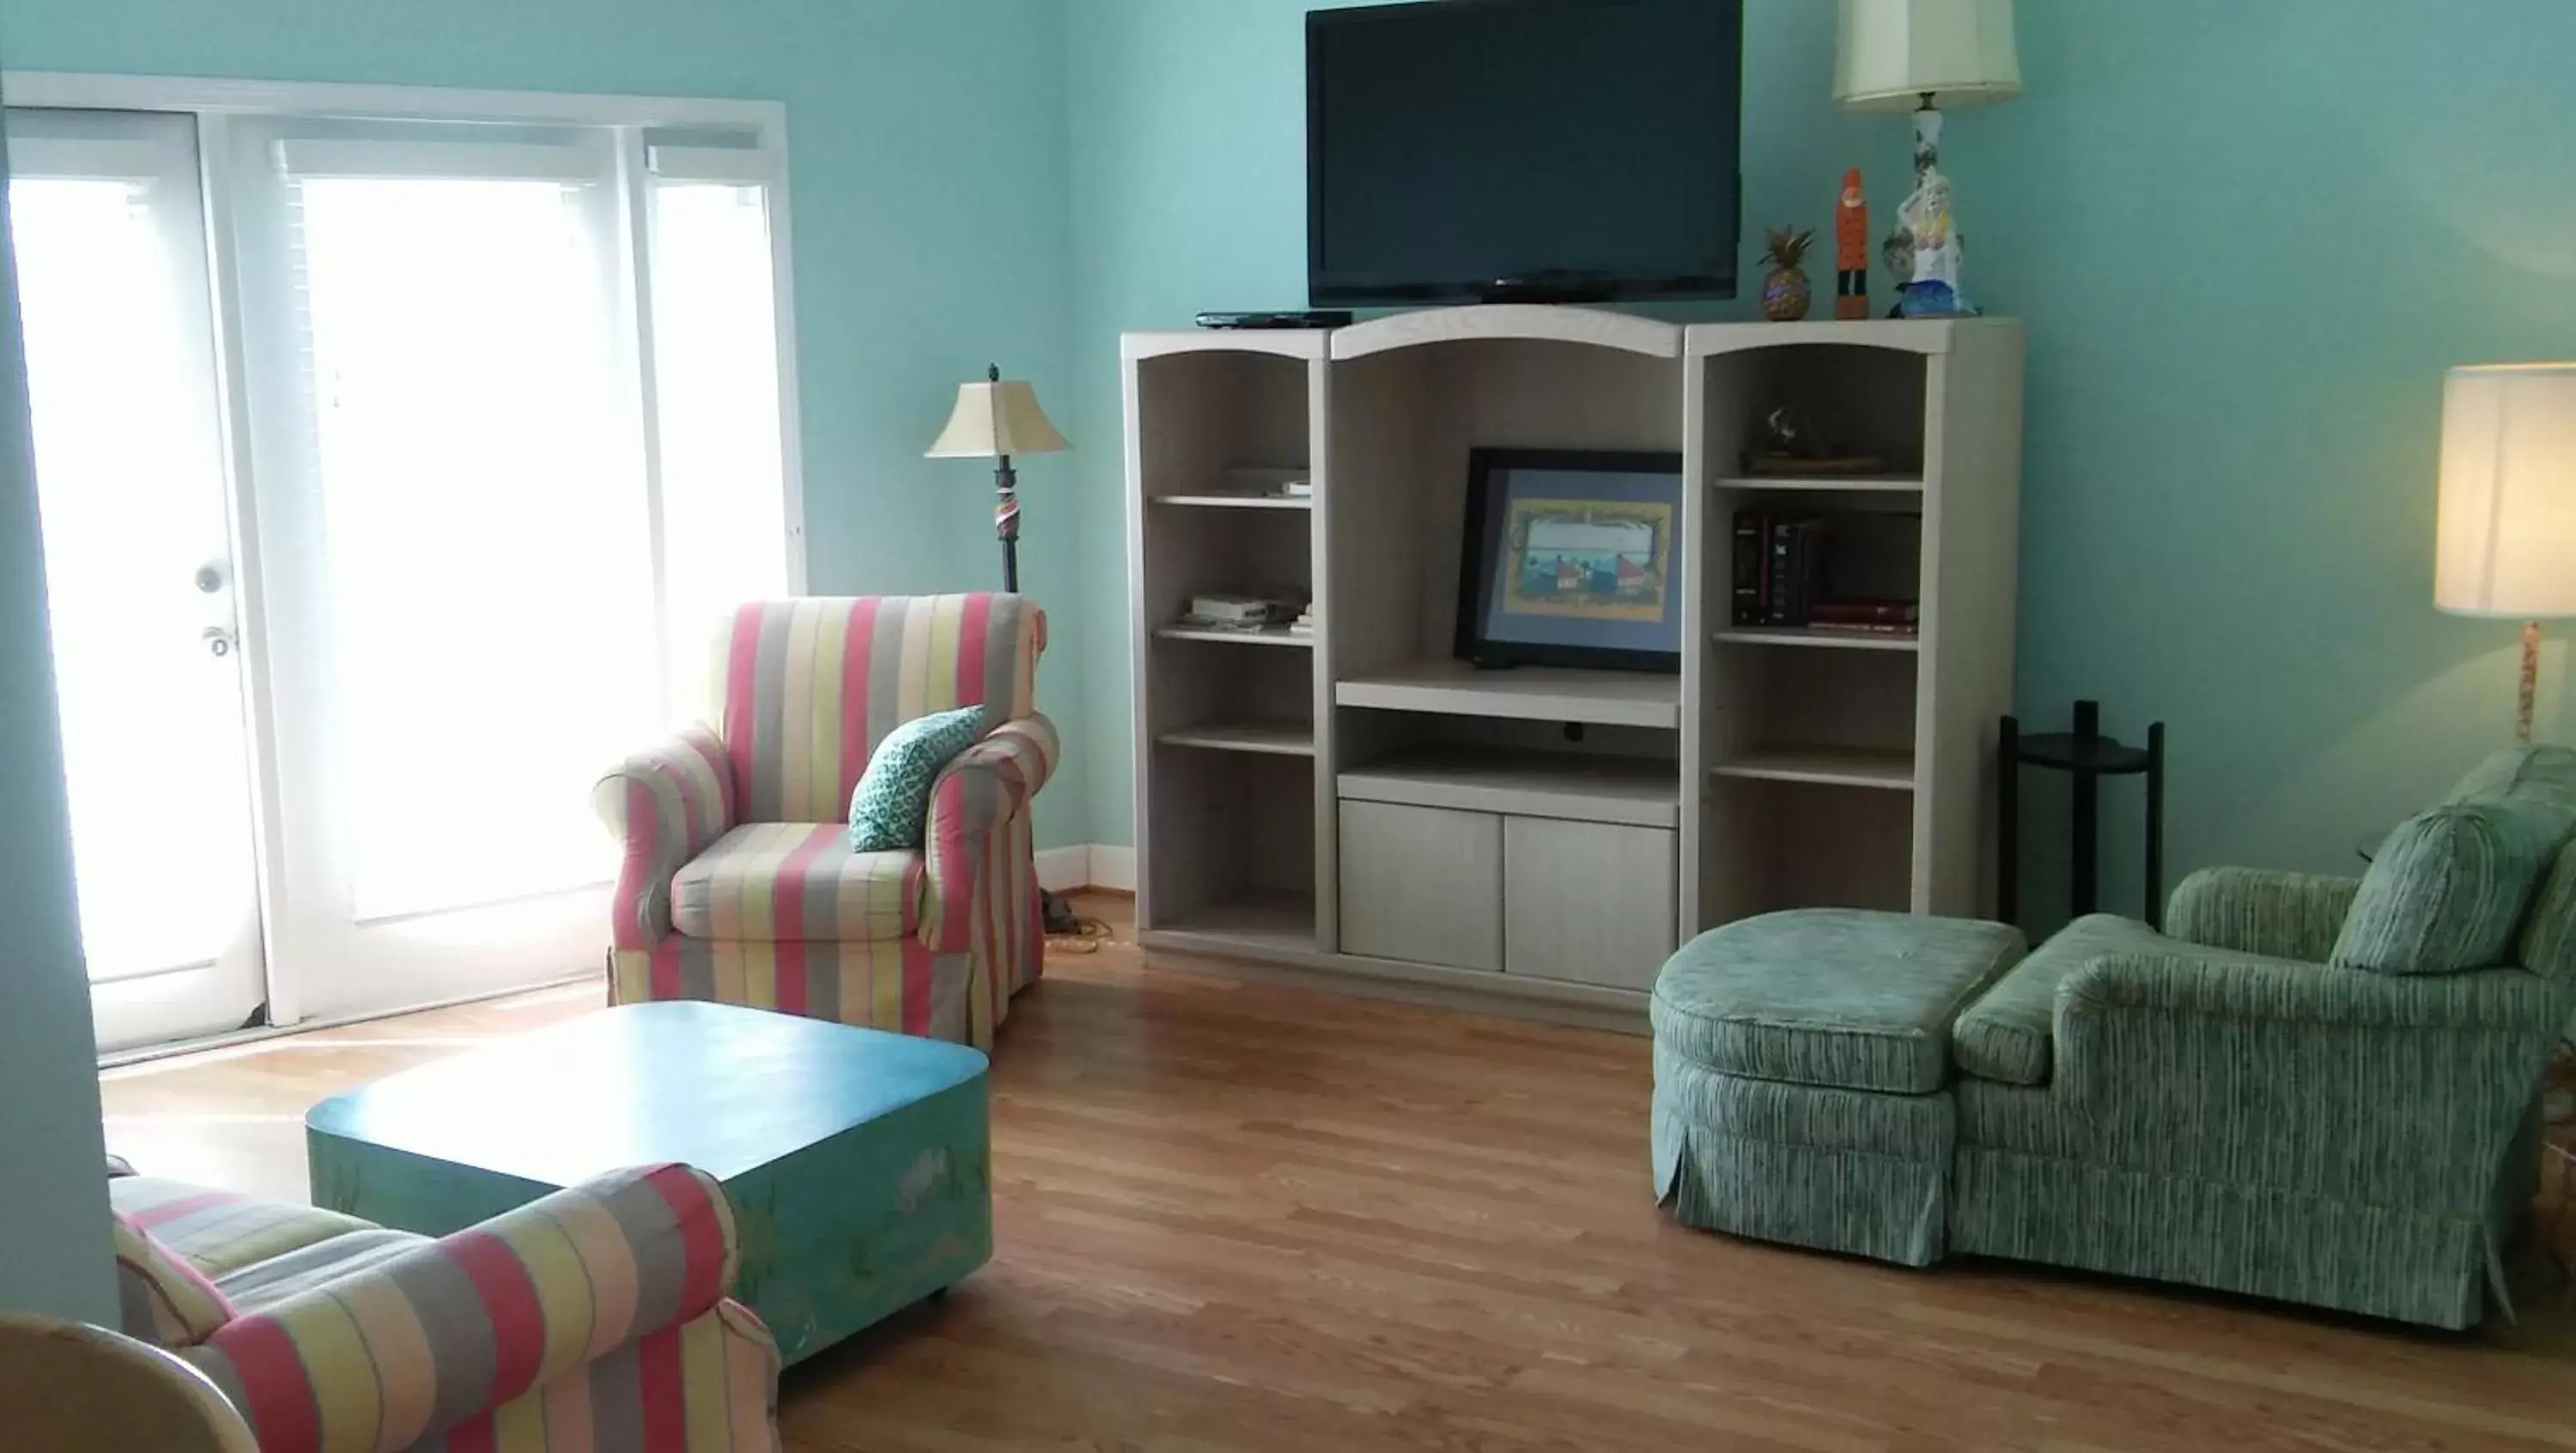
[2330,799,2573,976]
[849,705,986,852]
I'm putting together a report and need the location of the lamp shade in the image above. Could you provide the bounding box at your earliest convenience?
[2436,363,2576,618]
[926,378,1069,459]
[1836,0,2022,114]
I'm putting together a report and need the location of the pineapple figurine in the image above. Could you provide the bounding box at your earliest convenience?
[1759,227,1815,322]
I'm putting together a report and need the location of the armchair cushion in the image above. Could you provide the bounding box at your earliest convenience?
[671,824,922,943]
[112,1213,235,1348]
[2330,798,2573,976]
[848,705,985,851]
[186,1164,738,1453]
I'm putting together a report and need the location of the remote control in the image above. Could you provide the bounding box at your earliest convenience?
[1194,310,1354,330]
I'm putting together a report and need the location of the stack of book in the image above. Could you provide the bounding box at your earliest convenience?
[1288,602,1316,637]
[1730,510,1919,636]
[1181,593,1306,632]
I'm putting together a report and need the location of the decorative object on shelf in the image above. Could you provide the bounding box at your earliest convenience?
[1739,404,1892,477]
[927,364,1070,593]
[2434,362,2576,745]
[1835,0,2022,319]
[1835,168,1871,320]
[1455,448,1686,673]
[1999,700,2166,930]
[1759,227,1815,322]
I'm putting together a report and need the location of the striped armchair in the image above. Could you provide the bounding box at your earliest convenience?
[595,595,1056,1049]
[112,1164,778,1453]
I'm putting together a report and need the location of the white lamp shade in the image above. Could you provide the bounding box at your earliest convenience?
[926,379,1069,459]
[2436,363,2576,619]
[1836,0,2022,113]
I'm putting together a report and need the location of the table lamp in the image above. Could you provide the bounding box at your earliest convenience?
[927,365,1069,593]
[1834,0,2020,318]
[2436,363,2576,744]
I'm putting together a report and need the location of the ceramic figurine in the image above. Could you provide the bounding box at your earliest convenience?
[1834,168,1869,320]
[1759,227,1814,322]
[1893,106,1978,317]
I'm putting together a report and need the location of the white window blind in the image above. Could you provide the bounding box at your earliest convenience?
[266,128,663,920]
[646,130,792,723]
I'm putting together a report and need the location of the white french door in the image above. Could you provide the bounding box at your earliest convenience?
[228,123,663,1019]
[4,80,801,1049]
[6,109,267,1049]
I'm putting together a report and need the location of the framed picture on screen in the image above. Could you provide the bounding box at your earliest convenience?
[1454,448,1686,674]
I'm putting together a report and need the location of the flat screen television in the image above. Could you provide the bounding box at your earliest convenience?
[1308,0,1744,307]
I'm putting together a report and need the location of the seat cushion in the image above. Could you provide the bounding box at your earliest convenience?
[1955,914,2154,1086]
[673,823,924,942]
[213,1228,428,1315]
[109,1176,375,1280]
[1651,909,2026,1094]
[2330,798,2573,976]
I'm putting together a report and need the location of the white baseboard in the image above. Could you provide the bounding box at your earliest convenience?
[1086,844,1137,892]
[1035,843,1136,894]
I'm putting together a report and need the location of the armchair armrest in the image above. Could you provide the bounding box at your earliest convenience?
[920,713,1059,951]
[185,1165,739,1453]
[2055,952,2568,1213]
[2163,866,2361,962]
[594,726,737,950]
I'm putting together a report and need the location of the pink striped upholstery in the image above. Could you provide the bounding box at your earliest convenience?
[671,825,920,942]
[596,594,1052,1050]
[182,1164,775,1453]
[718,595,1043,824]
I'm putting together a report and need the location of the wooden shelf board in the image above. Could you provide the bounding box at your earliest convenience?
[1714,627,1921,654]
[1715,747,1917,792]
[1154,890,1315,954]
[1340,746,1679,829]
[1152,493,1313,510]
[1715,475,1924,493]
[1156,720,1316,757]
[1157,624,1314,649]
[1335,660,1680,730]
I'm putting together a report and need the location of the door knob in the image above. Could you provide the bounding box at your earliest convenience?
[195,562,228,595]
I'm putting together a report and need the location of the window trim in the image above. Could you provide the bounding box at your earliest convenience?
[3,70,807,1028]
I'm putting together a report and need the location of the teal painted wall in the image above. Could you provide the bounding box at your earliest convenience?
[1063,0,2576,914]
[0,0,1093,847]
[0,98,113,1322]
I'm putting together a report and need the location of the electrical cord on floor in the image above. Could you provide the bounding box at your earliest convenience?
[1043,915,1116,955]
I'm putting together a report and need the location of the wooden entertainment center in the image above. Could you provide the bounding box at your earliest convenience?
[1124,306,2024,1017]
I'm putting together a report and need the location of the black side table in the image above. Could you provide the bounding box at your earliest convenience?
[2000,701,2166,930]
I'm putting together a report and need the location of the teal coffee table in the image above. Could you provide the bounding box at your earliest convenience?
[307,1001,990,1365]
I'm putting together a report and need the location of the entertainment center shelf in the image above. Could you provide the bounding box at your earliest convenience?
[1334,660,1681,730]
[1125,307,2023,1021]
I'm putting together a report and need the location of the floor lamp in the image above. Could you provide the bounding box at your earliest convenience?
[929,367,1079,933]
[2435,363,2576,744]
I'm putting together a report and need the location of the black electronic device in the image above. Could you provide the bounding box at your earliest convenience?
[1308,0,1744,307]
[1194,310,1355,330]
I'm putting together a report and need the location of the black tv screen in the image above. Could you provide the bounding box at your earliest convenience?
[1308,0,1744,307]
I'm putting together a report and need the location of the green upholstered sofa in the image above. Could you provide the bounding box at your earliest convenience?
[1656,746,2576,1329]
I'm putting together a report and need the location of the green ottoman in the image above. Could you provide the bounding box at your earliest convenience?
[1651,909,2025,1265]
[307,1001,989,1365]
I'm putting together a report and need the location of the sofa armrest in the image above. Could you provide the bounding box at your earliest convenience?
[594,726,737,949]
[185,1165,738,1453]
[920,712,1059,951]
[2162,866,2361,962]
[2054,952,2567,1213]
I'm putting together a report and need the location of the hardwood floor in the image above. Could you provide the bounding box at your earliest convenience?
[101,897,2576,1452]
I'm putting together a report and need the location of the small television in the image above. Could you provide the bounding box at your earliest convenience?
[1307,0,1745,307]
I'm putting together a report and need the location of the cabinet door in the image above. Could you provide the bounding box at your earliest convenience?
[1504,819,1675,991]
[1339,801,1503,971]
